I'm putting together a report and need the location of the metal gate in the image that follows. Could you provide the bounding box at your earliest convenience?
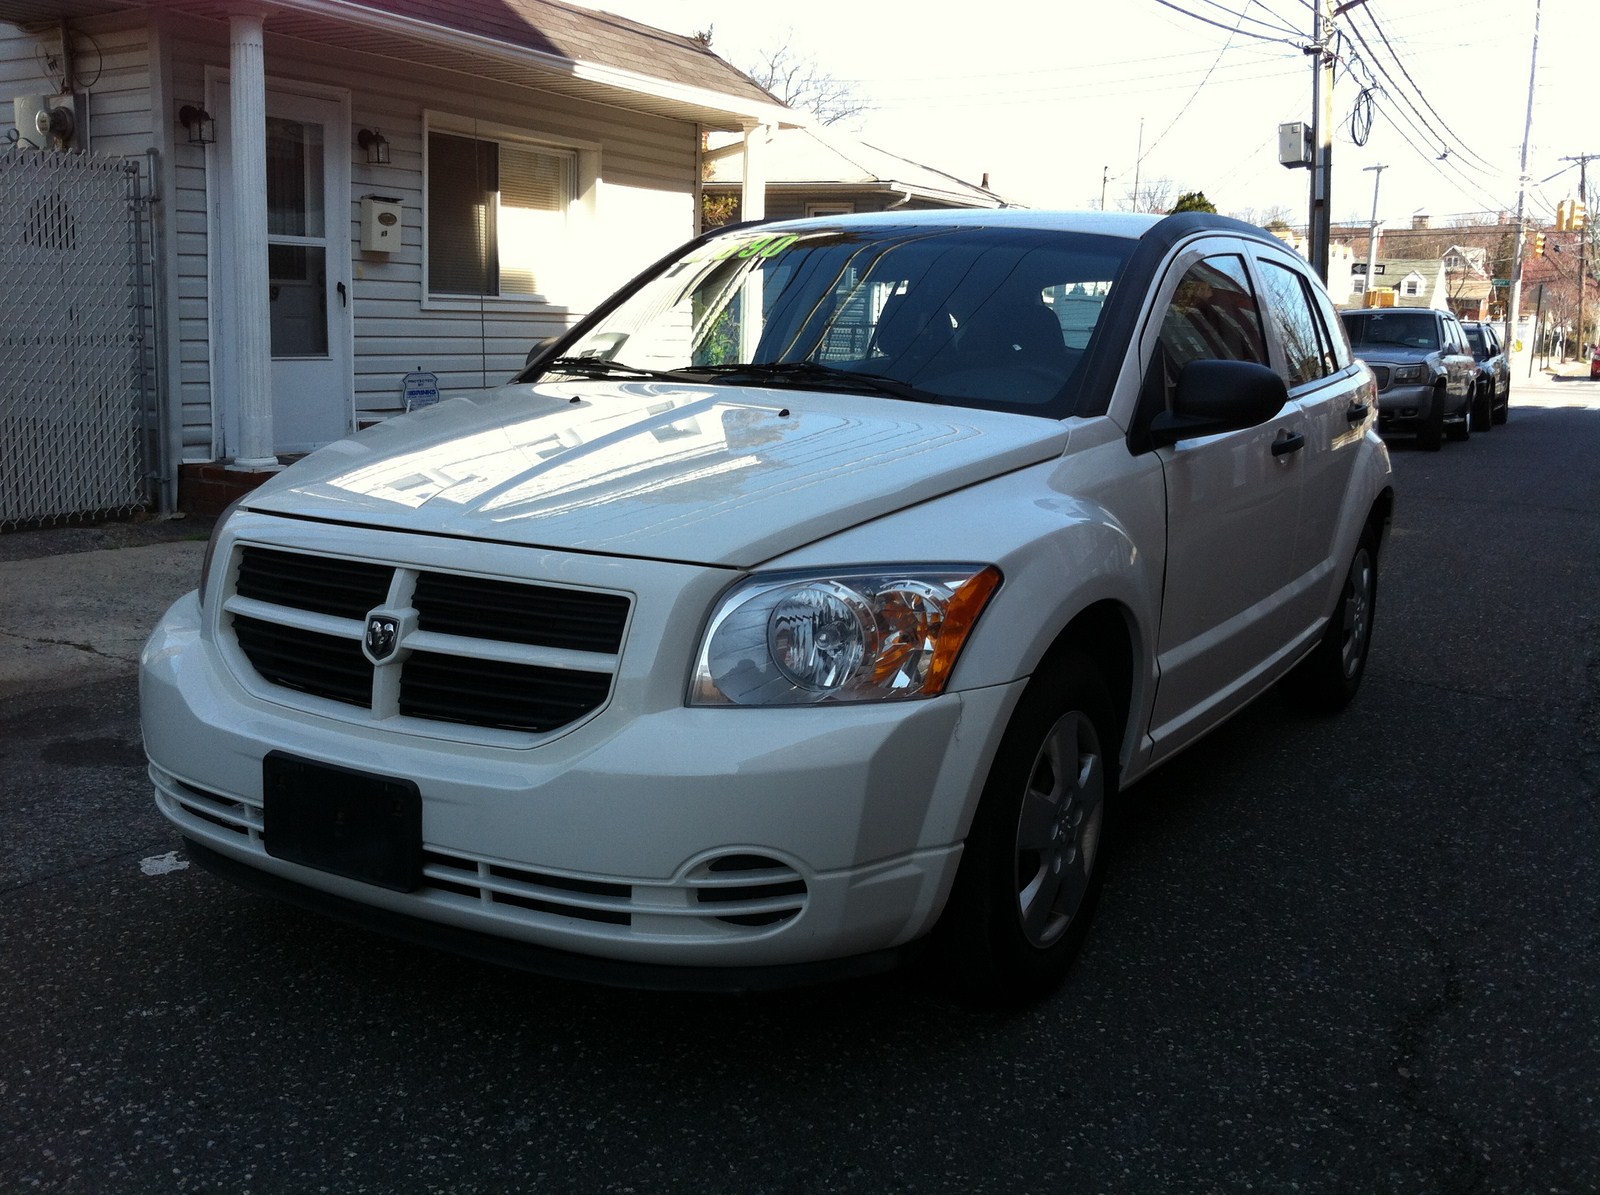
[0,150,148,528]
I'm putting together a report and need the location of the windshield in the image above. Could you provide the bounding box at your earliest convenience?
[527,224,1135,416]
[1463,326,1487,355]
[1341,311,1440,351]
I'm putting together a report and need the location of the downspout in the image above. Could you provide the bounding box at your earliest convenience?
[885,184,913,209]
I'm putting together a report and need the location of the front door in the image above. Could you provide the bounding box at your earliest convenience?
[210,85,352,456]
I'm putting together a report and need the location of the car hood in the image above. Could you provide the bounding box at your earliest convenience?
[1349,344,1438,364]
[242,381,1069,568]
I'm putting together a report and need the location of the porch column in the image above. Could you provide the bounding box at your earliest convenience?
[227,9,277,470]
[740,123,769,222]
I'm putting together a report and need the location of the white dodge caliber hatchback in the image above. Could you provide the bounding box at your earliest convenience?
[142,211,1393,1002]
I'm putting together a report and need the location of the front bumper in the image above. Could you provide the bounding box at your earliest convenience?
[1375,380,1439,429]
[141,588,1022,977]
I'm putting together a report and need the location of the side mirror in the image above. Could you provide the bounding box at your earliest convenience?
[523,336,560,368]
[1148,359,1289,448]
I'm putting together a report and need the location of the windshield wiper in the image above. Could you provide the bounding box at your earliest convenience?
[542,355,686,381]
[690,361,944,404]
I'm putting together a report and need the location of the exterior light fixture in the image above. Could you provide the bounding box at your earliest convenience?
[358,128,390,165]
[178,104,216,146]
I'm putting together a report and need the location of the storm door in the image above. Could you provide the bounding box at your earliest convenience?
[211,85,353,456]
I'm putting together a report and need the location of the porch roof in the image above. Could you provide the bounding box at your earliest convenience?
[702,125,1010,209]
[0,0,795,129]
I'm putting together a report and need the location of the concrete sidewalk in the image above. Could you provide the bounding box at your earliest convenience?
[0,536,206,698]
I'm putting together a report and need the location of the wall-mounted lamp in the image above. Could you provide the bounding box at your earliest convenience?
[178,104,216,146]
[357,128,390,165]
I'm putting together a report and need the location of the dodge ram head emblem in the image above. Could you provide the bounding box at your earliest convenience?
[364,615,401,663]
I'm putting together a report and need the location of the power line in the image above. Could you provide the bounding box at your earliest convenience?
[1185,0,1302,38]
[1149,0,1303,46]
[1137,0,1258,166]
[1356,2,1498,172]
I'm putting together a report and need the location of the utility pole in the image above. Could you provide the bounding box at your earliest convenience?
[1361,164,1386,305]
[1307,0,1336,280]
[1505,0,1541,364]
[1132,118,1144,212]
[1559,153,1595,357]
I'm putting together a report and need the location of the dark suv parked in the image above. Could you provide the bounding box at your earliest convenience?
[1340,308,1478,450]
[1461,320,1510,428]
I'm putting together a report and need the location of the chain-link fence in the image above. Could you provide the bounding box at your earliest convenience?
[0,150,148,528]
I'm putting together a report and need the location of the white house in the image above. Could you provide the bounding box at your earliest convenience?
[0,0,792,514]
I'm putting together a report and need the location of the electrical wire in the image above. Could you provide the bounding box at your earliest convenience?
[1342,14,1504,191]
[1184,0,1302,38]
[1149,0,1303,47]
[1356,3,1498,172]
[1137,0,1256,165]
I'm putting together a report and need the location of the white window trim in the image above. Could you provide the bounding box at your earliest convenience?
[805,202,855,218]
[421,111,599,313]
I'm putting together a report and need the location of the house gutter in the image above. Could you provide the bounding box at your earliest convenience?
[280,0,797,128]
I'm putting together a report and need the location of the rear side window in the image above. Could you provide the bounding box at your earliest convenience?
[1257,260,1336,387]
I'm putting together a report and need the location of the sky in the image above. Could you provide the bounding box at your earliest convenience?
[579,0,1594,233]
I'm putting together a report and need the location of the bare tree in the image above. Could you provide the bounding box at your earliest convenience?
[744,38,866,126]
[1234,203,1294,231]
[1119,178,1175,214]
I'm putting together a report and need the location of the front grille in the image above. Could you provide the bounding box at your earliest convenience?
[400,652,613,733]
[232,616,371,706]
[1369,365,1391,390]
[236,546,391,617]
[413,571,628,652]
[225,545,630,736]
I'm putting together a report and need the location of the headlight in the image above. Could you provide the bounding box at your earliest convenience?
[1391,364,1426,383]
[691,565,1002,706]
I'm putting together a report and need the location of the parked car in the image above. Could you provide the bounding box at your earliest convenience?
[141,211,1394,1003]
[1461,319,1510,427]
[1591,344,1600,380]
[1340,307,1478,450]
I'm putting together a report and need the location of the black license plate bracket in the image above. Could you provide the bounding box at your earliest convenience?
[263,752,422,892]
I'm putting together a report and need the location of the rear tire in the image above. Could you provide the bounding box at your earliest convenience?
[938,651,1117,1005]
[1282,526,1379,713]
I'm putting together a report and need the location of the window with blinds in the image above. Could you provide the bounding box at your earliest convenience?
[427,130,574,299]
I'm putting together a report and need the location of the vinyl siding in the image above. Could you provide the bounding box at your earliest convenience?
[160,15,699,454]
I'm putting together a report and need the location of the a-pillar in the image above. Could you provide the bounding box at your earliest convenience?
[227,8,278,471]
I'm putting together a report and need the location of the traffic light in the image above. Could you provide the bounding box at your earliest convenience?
[1556,200,1570,231]
[1573,202,1587,231]
[1533,231,1546,256]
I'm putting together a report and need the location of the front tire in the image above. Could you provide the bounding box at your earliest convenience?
[1447,389,1471,442]
[938,652,1117,1005]
[1418,386,1446,451]
[1472,382,1494,432]
[1281,526,1379,713]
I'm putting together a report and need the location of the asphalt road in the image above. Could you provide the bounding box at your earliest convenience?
[2,372,1597,1193]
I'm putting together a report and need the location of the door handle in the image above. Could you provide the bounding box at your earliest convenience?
[336,281,347,307]
[1271,430,1306,457]
[1345,402,1370,423]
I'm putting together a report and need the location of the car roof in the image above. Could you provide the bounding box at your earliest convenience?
[734,207,1288,249]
